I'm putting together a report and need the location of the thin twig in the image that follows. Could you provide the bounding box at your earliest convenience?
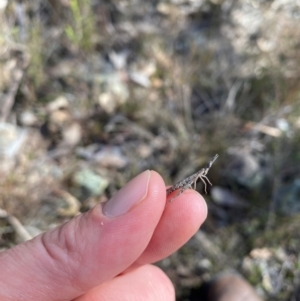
[0,208,33,242]
[0,53,29,122]
[0,69,23,122]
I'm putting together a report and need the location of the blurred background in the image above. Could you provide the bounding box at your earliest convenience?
[1,0,300,300]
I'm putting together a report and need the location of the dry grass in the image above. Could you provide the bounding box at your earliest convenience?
[1,0,300,299]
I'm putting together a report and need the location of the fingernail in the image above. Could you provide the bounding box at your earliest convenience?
[103,170,151,217]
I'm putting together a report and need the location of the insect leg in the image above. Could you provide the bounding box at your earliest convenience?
[199,176,207,193]
[202,175,212,186]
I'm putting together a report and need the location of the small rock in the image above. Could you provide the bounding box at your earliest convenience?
[197,258,212,271]
[62,122,82,146]
[94,146,128,169]
[108,50,128,69]
[46,95,69,112]
[226,152,265,189]
[129,71,151,88]
[137,143,152,158]
[0,0,8,10]
[211,186,249,208]
[73,169,109,196]
[96,73,129,104]
[276,118,289,132]
[0,122,27,158]
[250,248,273,260]
[98,92,116,114]
[19,110,39,126]
[77,145,128,169]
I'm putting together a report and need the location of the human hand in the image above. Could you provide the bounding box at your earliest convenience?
[0,170,207,301]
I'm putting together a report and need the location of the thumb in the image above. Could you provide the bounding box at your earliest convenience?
[0,170,166,301]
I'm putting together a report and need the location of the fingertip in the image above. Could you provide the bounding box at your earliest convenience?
[131,188,208,266]
[148,170,167,200]
[143,265,175,300]
[75,265,175,301]
[167,189,208,228]
[189,190,208,223]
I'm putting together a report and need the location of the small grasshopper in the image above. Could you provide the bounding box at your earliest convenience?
[166,154,218,202]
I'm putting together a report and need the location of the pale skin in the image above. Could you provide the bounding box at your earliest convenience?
[0,171,207,301]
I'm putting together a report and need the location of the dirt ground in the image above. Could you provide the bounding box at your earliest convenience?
[1,1,300,300]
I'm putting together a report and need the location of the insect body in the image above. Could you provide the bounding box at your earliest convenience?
[166,154,219,202]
